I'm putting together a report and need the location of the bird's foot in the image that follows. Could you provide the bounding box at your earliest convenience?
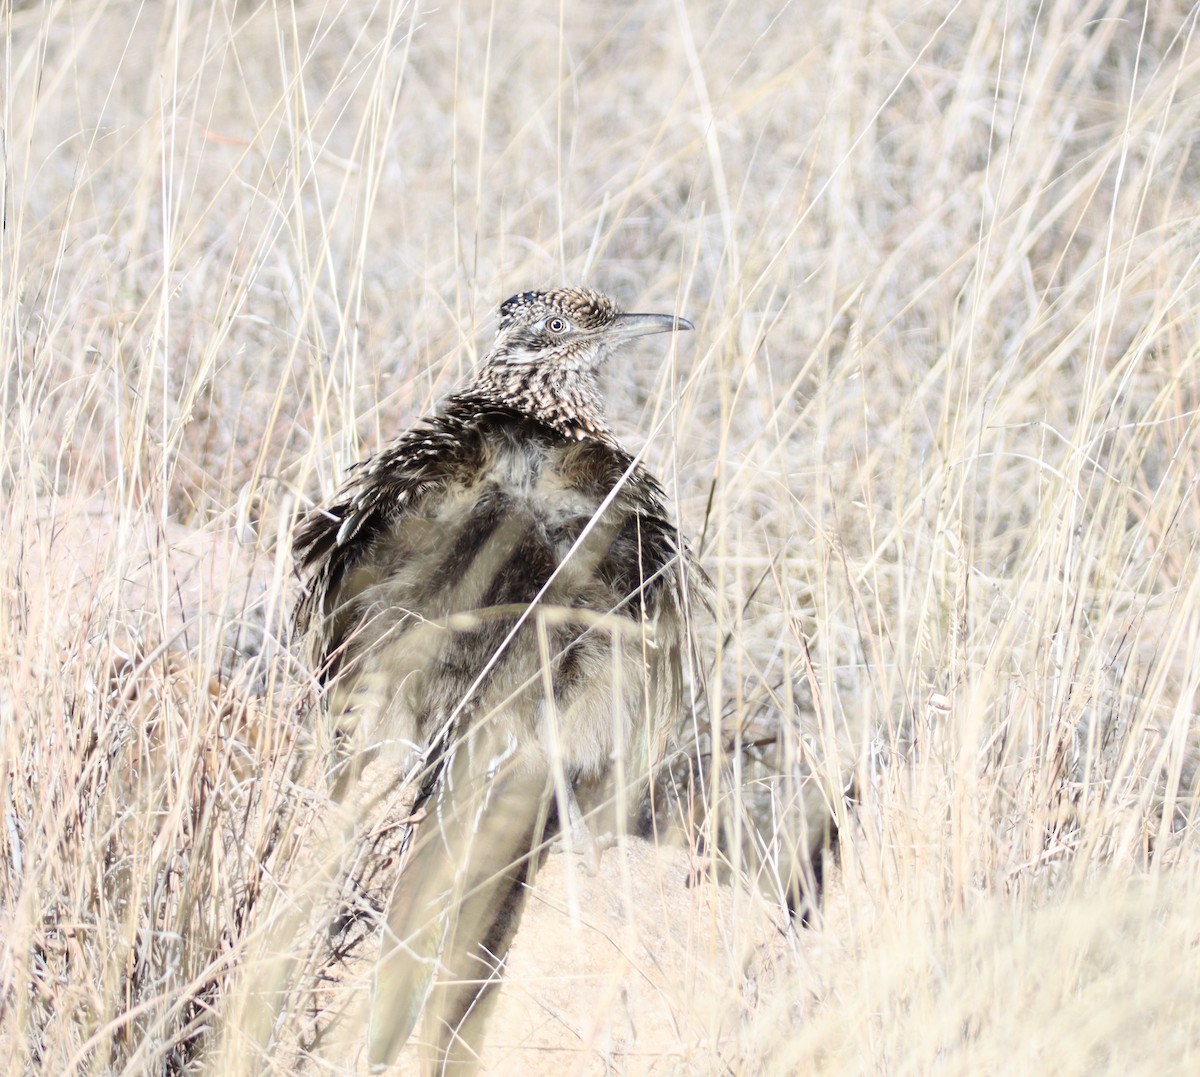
[550,792,614,876]
[551,824,615,876]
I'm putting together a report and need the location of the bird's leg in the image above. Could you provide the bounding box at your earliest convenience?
[551,786,615,876]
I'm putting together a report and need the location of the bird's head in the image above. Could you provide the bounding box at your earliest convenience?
[470,287,691,440]
[485,287,692,373]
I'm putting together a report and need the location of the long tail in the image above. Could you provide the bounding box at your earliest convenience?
[368,720,551,1072]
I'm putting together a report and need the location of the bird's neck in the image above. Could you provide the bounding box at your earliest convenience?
[468,360,616,443]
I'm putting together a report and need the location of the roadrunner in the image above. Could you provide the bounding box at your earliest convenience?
[293,287,704,1070]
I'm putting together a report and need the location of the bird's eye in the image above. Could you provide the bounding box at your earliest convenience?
[546,317,569,334]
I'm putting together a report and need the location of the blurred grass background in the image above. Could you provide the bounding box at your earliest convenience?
[2,0,1199,1072]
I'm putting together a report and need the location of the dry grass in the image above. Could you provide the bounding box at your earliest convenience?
[3,0,1199,1072]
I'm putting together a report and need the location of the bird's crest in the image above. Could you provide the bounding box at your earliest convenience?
[497,288,619,331]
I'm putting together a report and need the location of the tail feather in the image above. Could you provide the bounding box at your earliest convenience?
[369,722,550,1071]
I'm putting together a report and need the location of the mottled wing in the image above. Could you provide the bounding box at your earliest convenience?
[292,411,488,674]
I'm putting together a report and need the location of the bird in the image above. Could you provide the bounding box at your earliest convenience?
[292,287,705,1072]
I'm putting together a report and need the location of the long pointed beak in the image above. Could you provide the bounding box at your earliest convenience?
[608,311,694,340]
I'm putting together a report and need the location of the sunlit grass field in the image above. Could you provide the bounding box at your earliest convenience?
[2,0,1199,1072]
